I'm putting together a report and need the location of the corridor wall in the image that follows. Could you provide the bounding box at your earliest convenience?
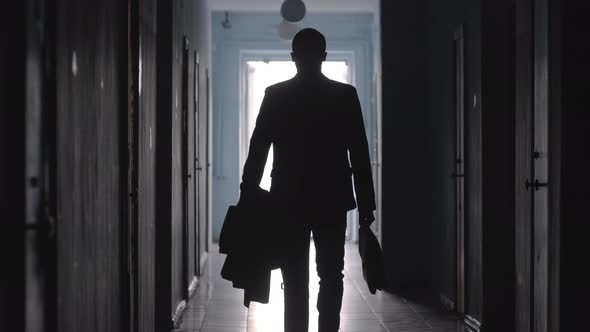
[380,0,431,292]
[0,0,211,331]
[560,1,589,330]
[381,1,517,331]
[156,0,211,330]
[0,2,27,330]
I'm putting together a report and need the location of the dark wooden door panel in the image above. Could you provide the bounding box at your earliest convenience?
[201,68,211,264]
[533,1,550,331]
[181,35,190,303]
[154,1,175,329]
[515,1,533,331]
[24,0,58,330]
[197,51,203,276]
[135,0,158,331]
[465,0,484,323]
[515,0,562,330]
[55,0,127,331]
[453,25,466,315]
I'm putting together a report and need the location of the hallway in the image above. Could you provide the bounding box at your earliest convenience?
[2,0,586,331]
[175,244,466,332]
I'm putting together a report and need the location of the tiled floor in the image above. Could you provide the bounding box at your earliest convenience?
[176,243,467,332]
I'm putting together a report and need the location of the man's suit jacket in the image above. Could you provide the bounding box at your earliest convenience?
[241,73,376,215]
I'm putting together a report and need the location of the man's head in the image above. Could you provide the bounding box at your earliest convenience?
[291,28,327,73]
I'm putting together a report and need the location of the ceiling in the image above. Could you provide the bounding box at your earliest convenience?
[207,0,379,13]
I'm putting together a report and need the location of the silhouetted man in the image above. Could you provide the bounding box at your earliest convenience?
[240,28,376,332]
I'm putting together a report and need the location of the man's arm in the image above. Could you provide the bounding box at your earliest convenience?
[241,88,273,194]
[347,86,376,223]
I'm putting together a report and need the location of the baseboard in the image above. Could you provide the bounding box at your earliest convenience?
[464,314,482,332]
[188,276,198,298]
[199,251,208,274]
[171,299,187,329]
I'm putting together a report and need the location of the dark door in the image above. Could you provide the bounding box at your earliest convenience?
[532,0,550,330]
[0,6,27,325]
[202,69,211,256]
[135,0,158,331]
[515,0,534,331]
[193,51,202,275]
[516,0,560,330]
[181,35,191,300]
[453,25,466,315]
[128,0,140,330]
[24,0,58,330]
[55,0,127,331]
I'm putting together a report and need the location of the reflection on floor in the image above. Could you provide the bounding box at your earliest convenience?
[175,243,468,332]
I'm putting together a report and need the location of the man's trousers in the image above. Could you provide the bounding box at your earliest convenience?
[280,211,347,332]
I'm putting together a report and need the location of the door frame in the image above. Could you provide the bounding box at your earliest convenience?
[22,0,59,330]
[193,50,202,277]
[514,1,533,331]
[514,0,562,330]
[205,67,212,255]
[372,69,383,243]
[181,34,191,300]
[127,0,141,330]
[532,0,562,330]
[453,25,466,315]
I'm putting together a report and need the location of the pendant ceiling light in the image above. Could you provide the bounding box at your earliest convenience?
[281,0,306,23]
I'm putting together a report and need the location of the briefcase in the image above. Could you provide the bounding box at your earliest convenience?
[218,187,283,271]
[218,205,241,255]
[218,187,273,255]
[358,225,385,294]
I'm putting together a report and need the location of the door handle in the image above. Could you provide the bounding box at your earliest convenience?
[451,173,464,178]
[25,206,56,238]
[525,179,548,191]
